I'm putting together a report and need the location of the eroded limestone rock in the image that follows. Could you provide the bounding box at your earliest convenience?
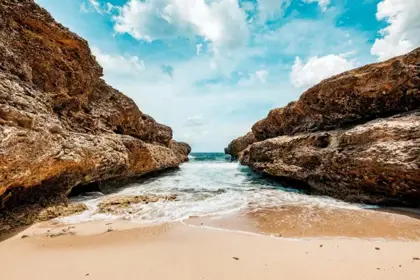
[97,194,177,215]
[0,0,190,229]
[227,48,420,206]
[0,202,87,233]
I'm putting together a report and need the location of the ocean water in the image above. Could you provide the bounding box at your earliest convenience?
[61,153,368,224]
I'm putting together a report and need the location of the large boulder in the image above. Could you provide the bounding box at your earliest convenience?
[0,0,190,213]
[227,48,420,206]
[241,112,420,206]
[252,48,420,140]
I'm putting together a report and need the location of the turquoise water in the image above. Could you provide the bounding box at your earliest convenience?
[63,153,365,224]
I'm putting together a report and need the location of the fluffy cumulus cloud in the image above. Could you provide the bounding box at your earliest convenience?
[113,0,249,50]
[91,47,145,76]
[371,0,420,61]
[290,54,356,88]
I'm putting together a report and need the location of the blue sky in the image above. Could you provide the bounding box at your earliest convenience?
[35,0,419,152]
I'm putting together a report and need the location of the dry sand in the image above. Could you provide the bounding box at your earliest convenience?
[1,219,420,280]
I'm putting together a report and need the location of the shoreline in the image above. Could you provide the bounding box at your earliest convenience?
[2,203,420,242]
[186,205,420,241]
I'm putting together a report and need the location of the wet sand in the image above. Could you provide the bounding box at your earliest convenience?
[188,205,420,240]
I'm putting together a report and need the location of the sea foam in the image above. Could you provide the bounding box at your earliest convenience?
[60,153,370,224]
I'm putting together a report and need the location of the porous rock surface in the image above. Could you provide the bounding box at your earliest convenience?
[0,0,190,217]
[224,132,257,160]
[227,48,420,206]
[97,194,177,215]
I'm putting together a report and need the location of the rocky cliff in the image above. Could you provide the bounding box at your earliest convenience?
[226,48,420,206]
[0,0,190,214]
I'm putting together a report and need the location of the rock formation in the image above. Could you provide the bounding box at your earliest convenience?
[0,202,88,233]
[226,47,420,206]
[97,194,177,215]
[224,132,256,160]
[0,0,190,219]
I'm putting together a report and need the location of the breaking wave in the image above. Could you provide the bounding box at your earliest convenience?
[61,153,371,224]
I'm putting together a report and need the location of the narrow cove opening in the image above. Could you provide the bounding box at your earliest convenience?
[62,152,368,224]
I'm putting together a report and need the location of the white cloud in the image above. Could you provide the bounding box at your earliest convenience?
[196,43,203,56]
[80,3,89,13]
[303,0,331,12]
[91,47,145,76]
[36,0,380,153]
[85,0,115,14]
[184,115,205,127]
[113,0,249,50]
[257,0,291,22]
[255,18,370,60]
[89,0,102,13]
[89,0,100,10]
[91,48,296,151]
[255,70,268,83]
[105,3,116,13]
[371,0,420,61]
[290,54,356,88]
[237,69,269,86]
[242,1,256,12]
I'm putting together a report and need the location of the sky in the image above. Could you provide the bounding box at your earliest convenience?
[35,0,420,152]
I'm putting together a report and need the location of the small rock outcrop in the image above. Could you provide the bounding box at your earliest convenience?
[97,194,177,215]
[0,0,190,221]
[0,202,88,233]
[227,47,420,206]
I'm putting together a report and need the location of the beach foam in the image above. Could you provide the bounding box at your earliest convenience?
[61,153,371,224]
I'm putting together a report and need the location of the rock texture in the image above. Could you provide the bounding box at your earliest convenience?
[0,0,190,215]
[227,48,420,206]
[0,202,88,233]
[252,48,420,141]
[97,194,177,215]
[224,132,256,160]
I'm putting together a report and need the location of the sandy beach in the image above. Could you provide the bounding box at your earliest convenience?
[1,210,420,280]
[188,206,420,240]
[1,1,420,280]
